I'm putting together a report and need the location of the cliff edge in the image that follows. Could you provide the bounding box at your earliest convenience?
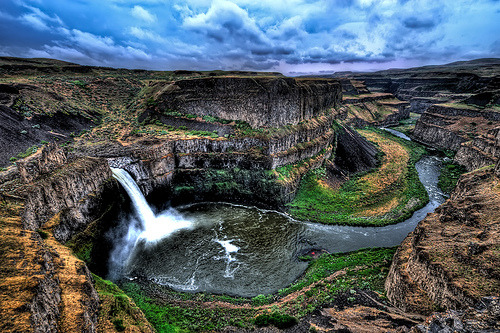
[385,165,500,315]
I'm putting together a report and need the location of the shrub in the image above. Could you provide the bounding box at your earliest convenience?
[112,319,126,332]
[71,80,88,88]
[251,294,271,306]
[145,97,157,107]
[254,312,298,329]
[438,162,466,194]
[36,229,49,239]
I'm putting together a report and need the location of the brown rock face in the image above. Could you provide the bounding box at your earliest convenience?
[152,77,341,128]
[16,142,67,183]
[412,104,500,151]
[454,126,500,171]
[21,157,111,233]
[385,166,500,315]
[0,201,99,333]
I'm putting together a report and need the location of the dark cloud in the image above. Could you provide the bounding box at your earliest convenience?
[241,60,279,70]
[402,16,437,30]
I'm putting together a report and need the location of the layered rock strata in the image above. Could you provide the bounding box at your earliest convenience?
[149,77,341,128]
[346,59,500,114]
[337,79,410,127]
[385,165,500,315]
[412,104,500,155]
[454,126,500,171]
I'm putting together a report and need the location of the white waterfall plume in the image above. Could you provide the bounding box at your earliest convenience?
[108,168,193,279]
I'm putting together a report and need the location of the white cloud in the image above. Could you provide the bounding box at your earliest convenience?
[18,5,64,31]
[20,14,49,30]
[26,45,92,63]
[131,5,156,23]
[183,0,271,49]
[129,27,165,42]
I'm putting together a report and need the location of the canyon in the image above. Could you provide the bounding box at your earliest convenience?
[0,57,499,332]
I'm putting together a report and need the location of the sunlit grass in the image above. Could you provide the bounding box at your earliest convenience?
[287,128,428,226]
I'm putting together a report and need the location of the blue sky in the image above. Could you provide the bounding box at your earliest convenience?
[0,0,499,74]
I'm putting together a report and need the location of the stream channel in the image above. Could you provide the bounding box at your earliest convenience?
[110,129,446,297]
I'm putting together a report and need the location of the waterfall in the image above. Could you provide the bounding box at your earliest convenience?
[110,167,194,243]
[108,168,194,280]
[111,168,155,225]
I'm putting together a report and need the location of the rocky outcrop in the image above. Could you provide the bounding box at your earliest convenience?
[338,78,370,96]
[19,157,111,234]
[326,125,378,186]
[16,142,67,183]
[385,166,500,315]
[454,126,500,171]
[149,77,342,128]
[0,199,100,333]
[337,80,410,128]
[74,112,341,204]
[412,112,468,151]
[412,104,500,155]
[412,296,500,333]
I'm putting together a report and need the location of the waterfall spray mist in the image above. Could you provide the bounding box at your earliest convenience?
[108,168,194,280]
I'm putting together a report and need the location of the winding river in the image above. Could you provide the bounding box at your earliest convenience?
[111,130,446,297]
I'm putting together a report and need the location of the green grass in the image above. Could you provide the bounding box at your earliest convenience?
[438,162,466,194]
[121,283,256,332]
[186,129,219,138]
[16,145,39,159]
[277,247,395,297]
[92,274,154,333]
[254,312,298,329]
[287,128,428,226]
[391,112,421,136]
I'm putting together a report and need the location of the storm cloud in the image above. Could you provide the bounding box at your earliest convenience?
[0,0,499,74]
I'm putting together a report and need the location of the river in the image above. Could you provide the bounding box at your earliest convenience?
[111,130,446,297]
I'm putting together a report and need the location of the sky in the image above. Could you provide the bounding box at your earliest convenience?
[0,0,499,75]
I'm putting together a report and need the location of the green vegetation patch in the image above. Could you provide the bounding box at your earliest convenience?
[254,312,298,329]
[17,145,39,159]
[287,128,428,226]
[278,247,395,297]
[93,274,153,333]
[391,112,421,136]
[122,283,257,332]
[438,162,466,194]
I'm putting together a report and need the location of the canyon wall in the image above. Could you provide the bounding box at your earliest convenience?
[454,126,500,171]
[411,104,500,166]
[335,79,410,128]
[347,59,500,114]
[385,165,500,315]
[150,77,342,128]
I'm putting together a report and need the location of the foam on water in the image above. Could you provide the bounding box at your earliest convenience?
[213,239,240,278]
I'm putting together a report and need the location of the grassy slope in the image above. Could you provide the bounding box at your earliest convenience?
[0,199,34,333]
[287,128,428,226]
[92,274,154,333]
[438,162,467,195]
